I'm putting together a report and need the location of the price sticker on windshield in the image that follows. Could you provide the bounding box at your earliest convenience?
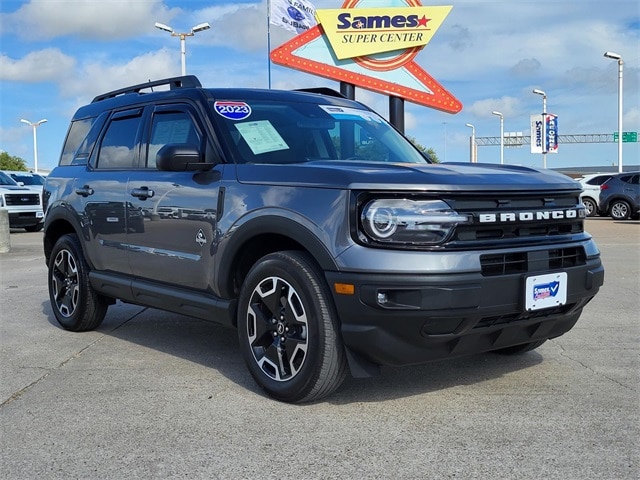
[525,272,567,311]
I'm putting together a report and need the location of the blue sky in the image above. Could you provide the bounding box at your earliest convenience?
[1,0,638,172]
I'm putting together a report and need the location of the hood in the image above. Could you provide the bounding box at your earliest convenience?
[235,161,580,193]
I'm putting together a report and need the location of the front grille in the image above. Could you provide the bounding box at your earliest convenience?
[481,247,586,277]
[5,193,40,206]
[444,192,584,245]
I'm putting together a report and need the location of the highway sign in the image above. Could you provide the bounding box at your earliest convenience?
[613,132,638,142]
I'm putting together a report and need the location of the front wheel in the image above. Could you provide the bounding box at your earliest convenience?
[609,200,631,220]
[237,251,347,403]
[581,197,597,217]
[48,234,108,331]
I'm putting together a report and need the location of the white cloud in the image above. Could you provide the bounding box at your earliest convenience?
[0,49,76,82]
[3,0,178,40]
[466,97,522,119]
[60,49,180,99]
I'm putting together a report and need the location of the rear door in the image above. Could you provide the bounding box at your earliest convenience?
[79,108,143,274]
[126,103,222,291]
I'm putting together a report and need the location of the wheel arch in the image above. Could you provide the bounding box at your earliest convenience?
[43,205,88,266]
[216,214,339,309]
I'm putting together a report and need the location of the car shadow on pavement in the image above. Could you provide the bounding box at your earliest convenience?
[42,299,544,404]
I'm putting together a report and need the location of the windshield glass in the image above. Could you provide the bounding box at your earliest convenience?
[210,99,428,165]
[0,172,18,186]
[9,173,45,186]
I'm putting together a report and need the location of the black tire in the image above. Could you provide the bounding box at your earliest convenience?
[48,233,108,331]
[609,200,631,220]
[237,251,347,403]
[581,197,597,217]
[493,339,546,355]
[24,223,44,232]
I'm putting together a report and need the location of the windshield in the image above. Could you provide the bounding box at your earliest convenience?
[9,173,45,186]
[0,172,18,186]
[210,99,428,165]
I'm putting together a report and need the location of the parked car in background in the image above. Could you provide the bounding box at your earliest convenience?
[3,171,47,193]
[599,172,640,220]
[0,171,45,231]
[577,173,614,217]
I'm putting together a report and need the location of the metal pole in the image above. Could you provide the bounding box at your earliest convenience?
[389,97,405,134]
[604,52,624,173]
[465,123,475,163]
[180,35,186,76]
[541,95,547,169]
[492,111,504,165]
[617,58,624,173]
[499,117,503,165]
[32,125,38,173]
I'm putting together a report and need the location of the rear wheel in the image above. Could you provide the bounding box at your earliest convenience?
[493,339,546,355]
[48,234,108,331]
[609,200,631,220]
[581,197,597,217]
[237,251,347,403]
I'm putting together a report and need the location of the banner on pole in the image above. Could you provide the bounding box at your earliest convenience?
[545,113,558,153]
[531,114,544,154]
[270,0,317,34]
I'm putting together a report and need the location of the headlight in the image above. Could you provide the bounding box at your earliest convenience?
[360,198,470,246]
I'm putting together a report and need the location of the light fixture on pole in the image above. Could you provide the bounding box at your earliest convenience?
[492,111,504,165]
[155,21,211,76]
[465,123,476,163]
[604,51,624,173]
[532,88,548,169]
[20,118,47,173]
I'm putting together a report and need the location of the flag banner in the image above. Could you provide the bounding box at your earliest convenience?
[531,114,544,154]
[270,0,317,34]
[545,113,558,153]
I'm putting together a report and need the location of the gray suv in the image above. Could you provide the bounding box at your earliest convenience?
[599,172,640,220]
[43,76,604,402]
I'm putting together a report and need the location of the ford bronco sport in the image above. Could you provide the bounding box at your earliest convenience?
[43,76,604,402]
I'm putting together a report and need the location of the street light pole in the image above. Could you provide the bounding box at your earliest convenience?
[465,123,476,163]
[532,88,547,169]
[155,22,211,76]
[492,111,504,165]
[20,118,47,173]
[604,51,624,173]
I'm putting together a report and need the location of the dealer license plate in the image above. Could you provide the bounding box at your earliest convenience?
[525,272,567,311]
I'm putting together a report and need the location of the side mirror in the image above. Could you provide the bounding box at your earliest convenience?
[156,144,213,171]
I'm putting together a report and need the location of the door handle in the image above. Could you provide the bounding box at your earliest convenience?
[130,186,155,199]
[75,185,94,197]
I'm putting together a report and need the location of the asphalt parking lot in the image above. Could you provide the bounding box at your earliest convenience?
[1,218,638,479]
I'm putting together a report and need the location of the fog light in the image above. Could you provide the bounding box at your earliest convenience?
[377,292,388,305]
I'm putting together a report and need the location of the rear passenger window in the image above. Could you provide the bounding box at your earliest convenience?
[97,111,142,169]
[60,117,96,166]
[147,111,200,168]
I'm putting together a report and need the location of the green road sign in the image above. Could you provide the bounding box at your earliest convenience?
[613,131,638,142]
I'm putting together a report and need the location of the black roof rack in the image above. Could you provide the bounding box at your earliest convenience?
[91,75,202,103]
[294,87,346,99]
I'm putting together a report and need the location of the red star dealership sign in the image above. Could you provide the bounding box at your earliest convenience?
[270,0,462,114]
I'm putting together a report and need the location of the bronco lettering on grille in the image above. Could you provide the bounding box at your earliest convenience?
[478,209,581,223]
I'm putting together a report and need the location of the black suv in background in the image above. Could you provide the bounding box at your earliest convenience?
[599,171,640,220]
[42,76,604,402]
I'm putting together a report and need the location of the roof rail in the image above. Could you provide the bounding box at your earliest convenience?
[91,75,202,103]
[294,87,346,99]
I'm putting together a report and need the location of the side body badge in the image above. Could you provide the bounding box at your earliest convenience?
[195,229,207,247]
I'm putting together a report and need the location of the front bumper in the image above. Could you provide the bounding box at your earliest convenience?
[326,256,603,367]
[8,211,44,228]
